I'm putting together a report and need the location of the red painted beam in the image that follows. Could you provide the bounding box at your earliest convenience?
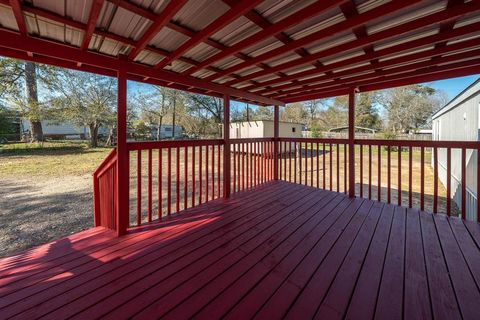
[154,0,263,69]
[0,28,284,106]
[222,0,480,86]
[9,0,26,35]
[261,36,480,97]
[271,46,480,98]
[180,0,345,76]
[128,0,188,61]
[81,0,104,50]
[244,23,480,93]
[283,63,480,103]
[204,0,421,82]
[279,54,480,101]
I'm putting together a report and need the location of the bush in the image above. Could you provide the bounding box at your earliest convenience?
[382,131,399,152]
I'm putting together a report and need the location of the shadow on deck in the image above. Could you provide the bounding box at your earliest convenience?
[0,181,479,319]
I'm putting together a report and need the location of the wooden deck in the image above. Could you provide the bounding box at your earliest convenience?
[1,181,480,320]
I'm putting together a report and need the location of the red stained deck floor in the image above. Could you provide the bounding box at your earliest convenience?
[1,181,480,319]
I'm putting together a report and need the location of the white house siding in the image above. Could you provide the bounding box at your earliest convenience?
[432,79,480,220]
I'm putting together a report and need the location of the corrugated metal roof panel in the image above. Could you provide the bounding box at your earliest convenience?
[107,7,149,42]
[149,27,189,52]
[210,16,259,47]
[184,42,220,62]
[0,5,18,31]
[284,8,344,40]
[174,0,229,31]
[366,1,446,35]
[244,38,283,57]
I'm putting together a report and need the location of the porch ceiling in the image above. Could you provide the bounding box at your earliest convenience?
[0,0,479,105]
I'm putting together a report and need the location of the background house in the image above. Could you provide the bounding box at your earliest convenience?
[227,120,303,139]
[149,124,183,140]
[432,78,480,220]
[21,120,92,140]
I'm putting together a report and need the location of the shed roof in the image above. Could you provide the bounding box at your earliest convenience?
[0,0,479,105]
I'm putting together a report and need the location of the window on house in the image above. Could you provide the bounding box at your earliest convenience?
[164,127,172,132]
[292,127,296,133]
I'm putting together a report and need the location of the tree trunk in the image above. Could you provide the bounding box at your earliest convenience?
[89,123,99,148]
[156,116,163,141]
[25,62,43,142]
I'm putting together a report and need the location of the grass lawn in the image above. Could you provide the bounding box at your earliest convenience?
[0,141,113,177]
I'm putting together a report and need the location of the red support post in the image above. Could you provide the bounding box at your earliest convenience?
[274,105,279,180]
[116,56,129,236]
[348,89,355,198]
[223,94,231,198]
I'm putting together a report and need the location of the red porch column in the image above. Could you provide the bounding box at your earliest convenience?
[116,56,129,235]
[223,94,231,198]
[274,105,279,180]
[348,89,355,198]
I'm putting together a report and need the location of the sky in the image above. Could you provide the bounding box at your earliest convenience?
[425,74,480,100]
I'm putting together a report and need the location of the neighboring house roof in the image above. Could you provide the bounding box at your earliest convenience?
[432,77,480,119]
[328,126,376,133]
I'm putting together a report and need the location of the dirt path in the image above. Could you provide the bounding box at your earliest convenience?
[0,175,93,257]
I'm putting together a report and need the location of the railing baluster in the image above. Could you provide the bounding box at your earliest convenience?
[232,144,236,192]
[360,144,363,198]
[192,146,195,208]
[248,142,253,188]
[289,141,292,183]
[199,146,202,205]
[168,147,172,216]
[398,145,401,206]
[329,143,332,191]
[242,143,245,190]
[137,149,142,225]
[295,142,298,184]
[148,149,152,222]
[323,142,326,189]
[211,143,215,201]
[184,146,188,210]
[377,145,381,202]
[284,141,287,181]
[446,147,451,215]
[311,142,314,187]
[387,145,391,204]
[176,146,180,213]
[368,145,372,200]
[218,144,221,197]
[336,143,340,193]
[420,146,424,211]
[408,146,412,208]
[254,142,257,186]
[304,142,308,185]
[158,148,162,219]
[344,143,347,194]
[316,142,319,189]
[461,148,466,219]
[433,147,438,213]
[206,144,209,200]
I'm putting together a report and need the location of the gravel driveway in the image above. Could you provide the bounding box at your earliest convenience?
[0,175,93,257]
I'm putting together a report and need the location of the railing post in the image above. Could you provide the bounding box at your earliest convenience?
[348,89,355,198]
[274,105,279,180]
[116,55,129,236]
[223,94,231,198]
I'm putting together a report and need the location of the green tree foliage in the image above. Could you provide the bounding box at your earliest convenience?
[47,69,117,148]
[0,59,56,141]
[379,84,447,133]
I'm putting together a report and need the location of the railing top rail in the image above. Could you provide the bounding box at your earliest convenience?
[230,138,275,143]
[127,139,224,150]
[93,148,117,176]
[355,139,480,149]
[278,137,349,144]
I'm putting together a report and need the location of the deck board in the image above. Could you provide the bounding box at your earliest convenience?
[1,181,480,320]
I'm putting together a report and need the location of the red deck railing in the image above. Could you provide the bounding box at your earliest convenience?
[278,137,480,221]
[93,137,480,233]
[93,149,117,230]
